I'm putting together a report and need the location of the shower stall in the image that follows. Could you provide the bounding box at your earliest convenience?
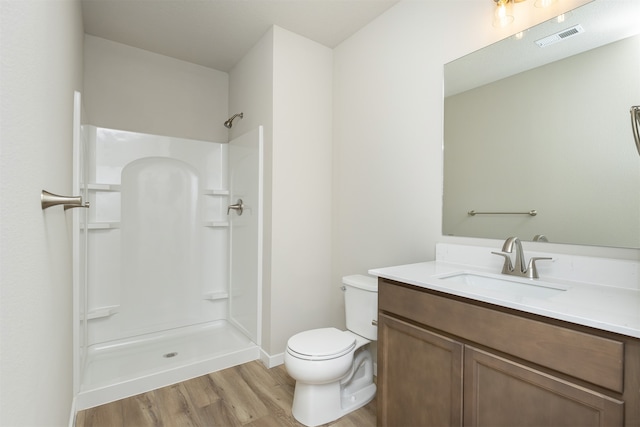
[72,108,263,409]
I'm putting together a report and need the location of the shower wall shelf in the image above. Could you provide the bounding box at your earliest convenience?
[87,223,120,230]
[203,291,229,301]
[203,189,229,196]
[203,221,229,228]
[87,183,121,191]
[85,305,120,320]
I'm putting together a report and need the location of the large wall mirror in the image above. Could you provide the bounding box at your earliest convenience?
[443,0,640,249]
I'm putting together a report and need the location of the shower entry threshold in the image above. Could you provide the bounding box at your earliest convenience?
[76,320,260,410]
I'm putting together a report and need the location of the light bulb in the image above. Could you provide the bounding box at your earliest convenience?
[534,0,557,8]
[493,0,514,28]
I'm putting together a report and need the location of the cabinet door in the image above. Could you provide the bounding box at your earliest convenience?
[378,313,463,427]
[464,346,624,427]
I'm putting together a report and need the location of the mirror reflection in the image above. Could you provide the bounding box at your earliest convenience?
[443,0,640,248]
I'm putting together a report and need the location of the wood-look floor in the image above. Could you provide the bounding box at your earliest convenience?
[76,361,376,427]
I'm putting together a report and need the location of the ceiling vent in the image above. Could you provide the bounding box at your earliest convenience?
[535,24,585,48]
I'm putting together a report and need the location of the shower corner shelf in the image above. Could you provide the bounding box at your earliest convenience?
[87,183,121,191]
[203,291,229,301]
[85,305,120,320]
[203,221,229,228]
[87,222,120,230]
[203,189,229,196]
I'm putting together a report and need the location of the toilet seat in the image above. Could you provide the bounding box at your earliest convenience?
[287,328,356,361]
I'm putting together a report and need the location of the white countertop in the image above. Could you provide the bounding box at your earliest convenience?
[369,260,640,339]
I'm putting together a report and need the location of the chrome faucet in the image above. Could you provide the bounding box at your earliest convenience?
[492,237,551,279]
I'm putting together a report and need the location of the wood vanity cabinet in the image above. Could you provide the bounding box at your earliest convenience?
[377,278,640,427]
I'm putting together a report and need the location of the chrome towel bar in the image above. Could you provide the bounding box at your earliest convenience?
[468,210,537,216]
[631,106,640,156]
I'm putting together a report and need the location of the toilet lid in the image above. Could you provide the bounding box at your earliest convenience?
[287,328,356,361]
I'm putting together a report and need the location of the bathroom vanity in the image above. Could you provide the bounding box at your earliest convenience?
[370,245,640,427]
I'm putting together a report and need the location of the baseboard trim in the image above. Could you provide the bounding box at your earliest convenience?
[260,348,284,368]
[68,396,77,427]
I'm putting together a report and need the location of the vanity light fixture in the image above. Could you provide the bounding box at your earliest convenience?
[492,0,557,28]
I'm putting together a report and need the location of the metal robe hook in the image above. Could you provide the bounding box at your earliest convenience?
[41,190,90,210]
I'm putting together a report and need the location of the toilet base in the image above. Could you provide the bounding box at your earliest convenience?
[291,348,376,427]
[341,381,376,415]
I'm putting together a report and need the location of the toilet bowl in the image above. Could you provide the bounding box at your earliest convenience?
[284,275,378,427]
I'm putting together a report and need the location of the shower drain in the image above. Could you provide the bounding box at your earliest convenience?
[163,352,178,358]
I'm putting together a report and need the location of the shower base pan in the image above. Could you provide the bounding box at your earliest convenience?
[76,320,259,410]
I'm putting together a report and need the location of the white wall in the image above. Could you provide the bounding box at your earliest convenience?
[83,35,229,142]
[332,0,638,293]
[271,27,334,353]
[229,28,275,353]
[333,0,488,282]
[229,26,333,356]
[0,0,84,425]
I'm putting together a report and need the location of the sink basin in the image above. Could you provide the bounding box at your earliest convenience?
[436,272,567,300]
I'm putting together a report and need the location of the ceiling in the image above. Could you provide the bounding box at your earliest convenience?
[81,0,400,72]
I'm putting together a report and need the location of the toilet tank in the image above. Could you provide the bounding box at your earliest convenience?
[342,275,378,340]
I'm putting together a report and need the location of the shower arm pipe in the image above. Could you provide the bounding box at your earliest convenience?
[224,112,244,129]
[41,190,90,210]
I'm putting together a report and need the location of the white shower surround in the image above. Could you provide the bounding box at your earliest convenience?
[74,125,263,409]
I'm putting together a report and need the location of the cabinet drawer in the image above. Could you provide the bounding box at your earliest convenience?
[379,279,624,392]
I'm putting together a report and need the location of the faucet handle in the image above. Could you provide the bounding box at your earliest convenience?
[527,257,552,279]
[492,251,513,274]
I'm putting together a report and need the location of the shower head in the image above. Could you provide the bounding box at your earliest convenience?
[224,112,244,129]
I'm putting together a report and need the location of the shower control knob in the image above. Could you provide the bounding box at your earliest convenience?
[227,199,244,216]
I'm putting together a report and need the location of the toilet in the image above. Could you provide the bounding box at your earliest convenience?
[284,274,378,427]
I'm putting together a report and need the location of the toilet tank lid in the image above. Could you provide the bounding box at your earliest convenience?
[342,274,377,292]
